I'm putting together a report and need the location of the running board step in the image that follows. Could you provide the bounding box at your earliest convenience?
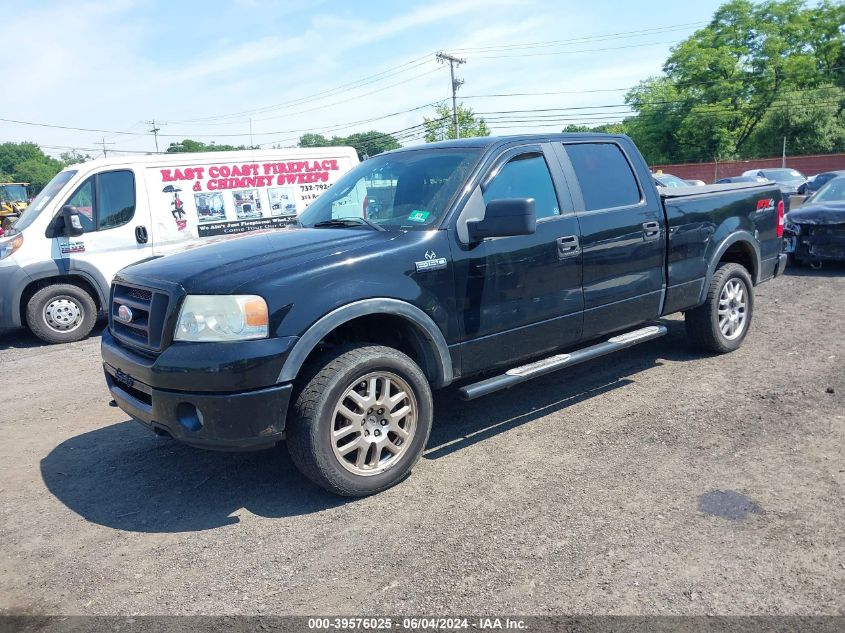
[458,324,667,400]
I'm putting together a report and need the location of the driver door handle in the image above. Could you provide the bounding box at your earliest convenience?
[135,225,149,244]
[556,235,580,259]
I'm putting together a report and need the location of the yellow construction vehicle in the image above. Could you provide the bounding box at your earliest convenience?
[0,182,30,218]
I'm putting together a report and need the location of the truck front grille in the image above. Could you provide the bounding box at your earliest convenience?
[110,283,171,352]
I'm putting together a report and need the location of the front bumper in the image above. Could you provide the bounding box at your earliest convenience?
[787,225,845,263]
[0,259,27,328]
[101,329,296,450]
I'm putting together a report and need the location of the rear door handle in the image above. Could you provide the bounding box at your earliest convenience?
[642,221,660,241]
[556,235,580,258]
[135,225,149,244]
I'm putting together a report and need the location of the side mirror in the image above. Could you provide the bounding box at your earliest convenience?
[61,205,85,237]
[467,198,536,242]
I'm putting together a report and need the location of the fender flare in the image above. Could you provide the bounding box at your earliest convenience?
[16,261,110,319]
[277,298,454,388]
[703,231,761,299]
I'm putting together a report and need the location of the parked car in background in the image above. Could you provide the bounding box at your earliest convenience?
[652,172,689,188]
[715,176,767,184]
[742,168,807,195]
[684,179,706,186]
[784,175,845,268]
[797,170,845,195]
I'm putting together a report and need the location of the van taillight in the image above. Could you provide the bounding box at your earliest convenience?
[776,200,785,238]
[363,195,369,219]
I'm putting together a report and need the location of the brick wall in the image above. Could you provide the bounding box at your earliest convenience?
[651,153,845,183]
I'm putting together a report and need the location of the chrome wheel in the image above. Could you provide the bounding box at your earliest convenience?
[44,297,83,333]
[330,371,417,477]
[718,278,747,340]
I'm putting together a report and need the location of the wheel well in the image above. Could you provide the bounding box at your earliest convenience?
[19,276,103,324]
[302,313,441,385]
[719,242,756,283]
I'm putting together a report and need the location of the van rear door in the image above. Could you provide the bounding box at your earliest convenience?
[56,168,152,288]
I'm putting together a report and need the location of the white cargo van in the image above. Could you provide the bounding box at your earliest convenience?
[0,147,359,343]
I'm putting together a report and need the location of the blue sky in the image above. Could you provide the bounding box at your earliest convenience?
[5,0,728,157]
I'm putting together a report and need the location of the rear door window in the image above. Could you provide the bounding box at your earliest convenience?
[565,143,641,211]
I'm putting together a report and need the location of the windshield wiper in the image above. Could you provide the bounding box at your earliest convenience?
[312,217,385,231]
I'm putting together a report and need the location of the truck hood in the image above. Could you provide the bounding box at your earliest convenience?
[120,227,399,294]
[787,201,845,225]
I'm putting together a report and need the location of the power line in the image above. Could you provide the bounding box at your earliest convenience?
[162,55,437,124]
[450,22,706,54]
[463,39,682,60]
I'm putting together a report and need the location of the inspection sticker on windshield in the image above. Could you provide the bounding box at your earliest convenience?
[408,210,430,223]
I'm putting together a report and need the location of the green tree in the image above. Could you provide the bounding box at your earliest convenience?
[298,133,332,148]
[0,142,64,193]
[624,0,845,163]
[15,158,62,192]
[59,150,92,166]
[423,103,491,142]
[298,130,400,160]
[562,123,629,134]
[165,139,250,153]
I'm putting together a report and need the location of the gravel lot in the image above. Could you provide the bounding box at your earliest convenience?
[0,266,843,616]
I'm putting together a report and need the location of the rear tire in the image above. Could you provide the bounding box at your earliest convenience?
[25,284,97,344]
[685,263,753,354]
[286,344,433,497]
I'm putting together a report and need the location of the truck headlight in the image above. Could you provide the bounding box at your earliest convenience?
[174,295,268,342]
[0,234,23,261]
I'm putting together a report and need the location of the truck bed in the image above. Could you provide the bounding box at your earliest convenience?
[658,181,772,199]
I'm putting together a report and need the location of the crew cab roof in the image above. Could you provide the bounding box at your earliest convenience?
[387,133,631,154]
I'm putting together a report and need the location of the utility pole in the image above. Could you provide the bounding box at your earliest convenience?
[782,136,787,168]
[95,137,115,158]
[436,52,466,139]
[147,119,161,153]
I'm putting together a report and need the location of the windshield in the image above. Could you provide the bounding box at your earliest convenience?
[298,148,482,230]
[7,170,77,234]
[809,177,845,204]
[762,168,805,183]
[0,184,28,202]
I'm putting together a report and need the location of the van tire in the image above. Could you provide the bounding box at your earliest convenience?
[685,263,754,354]
[26,284,98,344]
[286,344,433,497]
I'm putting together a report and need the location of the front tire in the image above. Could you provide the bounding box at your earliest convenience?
[286,344,433,497]
[685,263,754,354]
[25,283,98,344]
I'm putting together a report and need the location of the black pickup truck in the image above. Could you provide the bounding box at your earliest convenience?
[101,134,787,496]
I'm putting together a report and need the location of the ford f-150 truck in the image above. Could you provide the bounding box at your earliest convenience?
[100,134,787,496]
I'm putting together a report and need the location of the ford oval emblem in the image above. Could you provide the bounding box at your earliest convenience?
[117,304,133,323]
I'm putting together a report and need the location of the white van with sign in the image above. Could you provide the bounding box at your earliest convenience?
[0,147,359,343]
